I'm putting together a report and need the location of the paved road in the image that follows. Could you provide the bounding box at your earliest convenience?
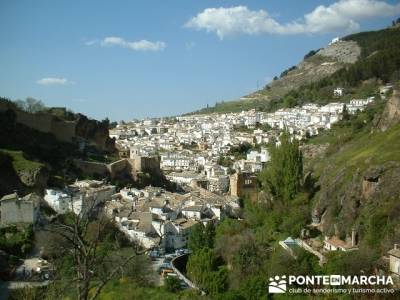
[0,280,50,300]
[150,258,165,286]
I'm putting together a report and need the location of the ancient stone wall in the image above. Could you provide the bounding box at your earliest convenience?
[73,156,162,182]
[72,159,109,177]
[107,159,130,179]
[0,102,77,142]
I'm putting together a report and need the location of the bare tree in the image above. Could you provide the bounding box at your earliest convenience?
[45,198,151,300]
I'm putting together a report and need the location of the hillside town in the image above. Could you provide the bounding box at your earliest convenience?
[1,87,398,295]
[11,94,378,252]
[2,2,400,297]
[109,96,377,195]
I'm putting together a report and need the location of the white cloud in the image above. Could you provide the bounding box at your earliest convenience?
[36,77,69,86]
[185,0,400,39]
[100,36,166,51]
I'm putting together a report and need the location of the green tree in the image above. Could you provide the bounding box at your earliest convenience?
[186,248,227,294]
[342,104,350,121]
[283,95,297,108]
[323,249,377,275]
[188,223,215,252]
[164,276,182,292]
[259,131,303,205]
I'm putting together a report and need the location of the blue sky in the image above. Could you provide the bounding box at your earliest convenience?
[1,0,399,121]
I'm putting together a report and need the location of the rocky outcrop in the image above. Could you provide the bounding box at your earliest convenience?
[361,166,383,201]
[377,88,400,131]
[75,114,115,152]
[317,40,360,64]
[244,40,361,101]
[0,152,49,198]
[315,162,400,237]
[301,143,329,160]
[18,166,49,190]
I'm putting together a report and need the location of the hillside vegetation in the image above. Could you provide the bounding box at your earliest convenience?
[182,87,400,299]
[307,88,400,249]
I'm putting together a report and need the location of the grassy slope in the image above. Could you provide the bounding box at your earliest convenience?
[305,94,399,176]
[310,123,400,177]
[0,149,44,173]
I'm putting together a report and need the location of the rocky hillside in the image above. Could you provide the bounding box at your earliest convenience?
[244,40,360,101]
[0,99,116,197]
[75,114,116,152]
[306,86,400,252]
[376,89,400,131]
[192,26,400,115]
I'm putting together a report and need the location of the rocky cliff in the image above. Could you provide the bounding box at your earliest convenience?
[75,114,115,152]
[308,94,400,250]
[377,88,400,131]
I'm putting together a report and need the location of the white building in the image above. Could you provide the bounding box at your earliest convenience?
[246,148,270,163]
[45,180,116,215]
[166,172,201,186]
[44,189,82,214]
[333,87,344,97]
[181,205,204,220]
[117,211,159,249]
[162,218,199,251]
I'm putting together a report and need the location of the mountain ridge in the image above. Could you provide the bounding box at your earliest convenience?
[190,26,400,115]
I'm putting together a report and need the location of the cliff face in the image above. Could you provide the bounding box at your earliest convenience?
[309,96,400,250]
[315,162,400,235]
[75,114,115,152]
[377,88,400,131]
